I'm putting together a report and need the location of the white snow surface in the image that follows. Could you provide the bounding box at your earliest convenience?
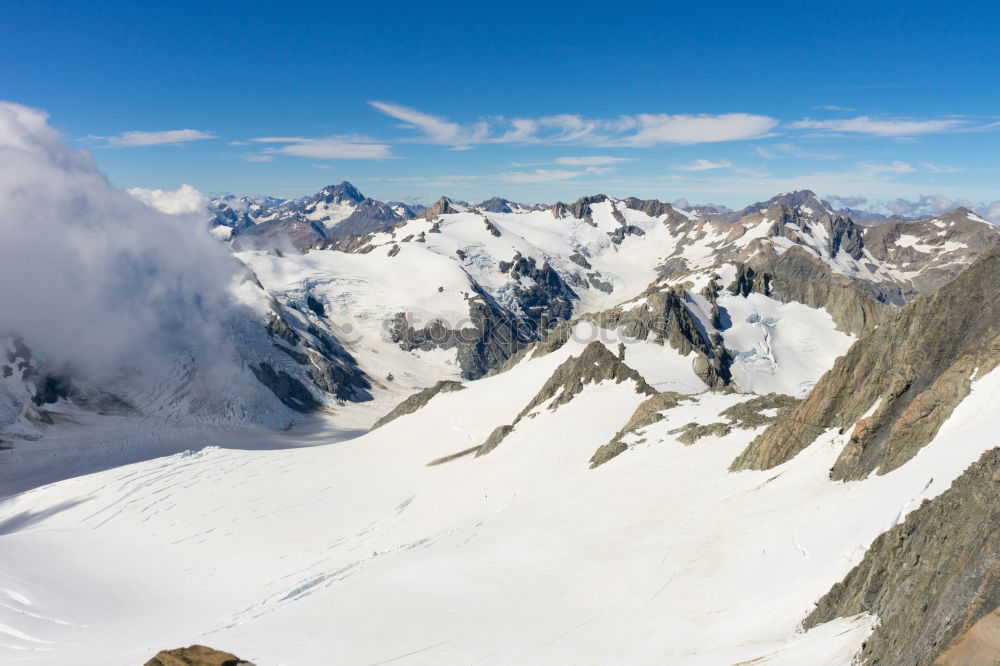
[717,292,855,396]
[3,335,998,665]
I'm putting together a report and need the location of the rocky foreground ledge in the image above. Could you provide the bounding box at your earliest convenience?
[144,645,255,666]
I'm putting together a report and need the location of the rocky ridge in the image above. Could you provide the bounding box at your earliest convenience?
[423,341,655,462]
[731,249,1000,478]
[803,447,1000,666]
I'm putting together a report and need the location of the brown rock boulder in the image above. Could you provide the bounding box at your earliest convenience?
[144,645,255,666]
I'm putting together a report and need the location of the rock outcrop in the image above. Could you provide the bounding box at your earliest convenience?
[387,288,534,381]
[731,249,1000,477]
[589,392,692,467]
[591,286,731,387]
[467,342,654,460]
[262,299,372,407]
[933,607,1000,665]
[422,196,461,219]
[144,644,255,666]
[389,263,575,380]
[803,447,1000,666]
[591,392,798,467]
[371,380,465,429]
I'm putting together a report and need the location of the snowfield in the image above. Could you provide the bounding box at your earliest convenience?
[3,102,1000,665]
[2,338,997,665]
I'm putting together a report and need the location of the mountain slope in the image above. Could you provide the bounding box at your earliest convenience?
[731,249,1000,478]
[804,447,1000,666]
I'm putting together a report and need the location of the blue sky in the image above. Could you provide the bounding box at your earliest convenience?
[3,0,998,214]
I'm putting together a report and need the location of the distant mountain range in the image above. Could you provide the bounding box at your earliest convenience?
[210,182,977,250]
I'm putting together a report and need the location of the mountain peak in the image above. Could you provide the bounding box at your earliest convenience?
[422,196,461,219]
[313,181,365,204]
[738,189,833,218]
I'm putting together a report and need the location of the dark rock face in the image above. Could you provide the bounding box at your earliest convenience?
[803,447,1000,666]
[608,224,645,245]
[550,194,613,225]
[371,380,465,429]
[250,293,371,412]
[260,300,372,407]
[731,249,1000,476]
[621,197,675,218]
[478,196,515,213]
[250,362,321,412]
[824,215,866,260]
[740,247,898,336]
[144,644,255,666]
[235,215,329,249]
[488,320,574,377]
[388,254,576,381]
[503,254,577,327]
[387,290,530,382]
[729,263,770,298]
[591,287,731,387]
[327,198,404,239]
[568,252,592,269]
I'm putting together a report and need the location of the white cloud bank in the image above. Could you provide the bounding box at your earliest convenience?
[128,183,208,214]
[0,102,246,380]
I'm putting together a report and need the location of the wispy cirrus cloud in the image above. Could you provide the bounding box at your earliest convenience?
[790,115,969,136]
[811,104,856,112]
[622,114,777,146]
[920,161,963,174]
[856,160,916,174]
[673,158,732,171]
[95,129,217,147]
[499,167,611,183]
[369,101,778,148]
[552,155,633,166]
[368,101,489,148]
[754,143,843,160]
[250,136,393,160]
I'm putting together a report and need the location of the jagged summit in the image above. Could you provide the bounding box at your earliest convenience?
[422,195,462,219]
[736,189,834,218]
[311,180,365,205]
[476,196,516,213]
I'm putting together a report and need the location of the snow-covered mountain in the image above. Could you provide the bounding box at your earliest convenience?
[2,104,1000,665]
[209,181,415,248]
